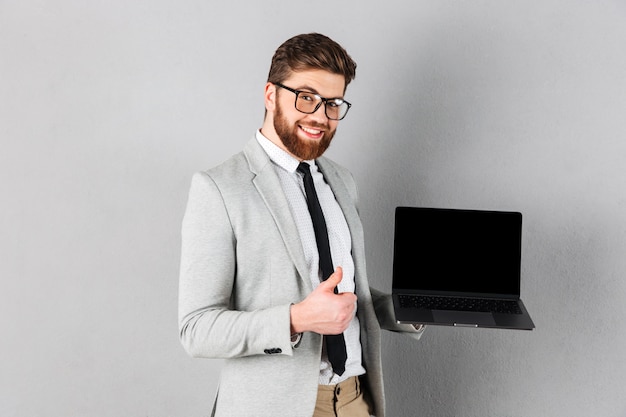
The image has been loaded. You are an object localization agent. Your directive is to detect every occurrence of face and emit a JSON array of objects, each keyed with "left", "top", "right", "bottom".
[{"left": 267, "top": 69, "right": 346, "bottom": 160}]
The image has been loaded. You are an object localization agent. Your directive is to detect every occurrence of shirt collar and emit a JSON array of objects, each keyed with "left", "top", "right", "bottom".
[{"left": 255, "top": 130, "right": 314, "bottom": 173}]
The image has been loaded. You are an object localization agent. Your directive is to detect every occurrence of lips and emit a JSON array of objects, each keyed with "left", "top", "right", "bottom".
[{"left": 299, "top": 125, "right": 325, "bottom": 139}]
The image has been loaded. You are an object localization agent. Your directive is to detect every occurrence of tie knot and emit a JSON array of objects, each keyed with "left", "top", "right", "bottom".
[{"left": 297, "top": 162, "right": 312, "bottom": 177}]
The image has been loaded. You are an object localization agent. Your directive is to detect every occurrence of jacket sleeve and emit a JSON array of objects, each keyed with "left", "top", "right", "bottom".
[{"left": 178, "top": 172, "right": 294, "bottom": 359}]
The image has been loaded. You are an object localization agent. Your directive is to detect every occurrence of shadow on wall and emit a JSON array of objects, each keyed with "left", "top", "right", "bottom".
[
  {"left": 357, "top": 18, "right": 511, "bottom": 416},
  {"left": 364, "top": 23, "right": 519, "bottom": 209},
  {"left": 360, "top": 10, "right": 626, "bottom": 417}
]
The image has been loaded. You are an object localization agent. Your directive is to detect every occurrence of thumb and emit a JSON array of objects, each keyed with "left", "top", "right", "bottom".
[{"left": 321, "top": 266, "right": 343, "bottom": 291}]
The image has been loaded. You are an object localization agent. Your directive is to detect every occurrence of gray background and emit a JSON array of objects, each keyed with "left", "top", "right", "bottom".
[{"left": 2, "top": 0, "right": 625, "bottom": 416}]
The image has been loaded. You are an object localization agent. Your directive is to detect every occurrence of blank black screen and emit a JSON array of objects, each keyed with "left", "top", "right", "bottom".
[{"left": 392, "top": 207, "right": 522, "bottom": 296}]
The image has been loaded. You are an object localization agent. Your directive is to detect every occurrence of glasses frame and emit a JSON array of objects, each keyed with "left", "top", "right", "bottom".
[{"left": 274, "top": 82, "right": 352, "bottom": 121}]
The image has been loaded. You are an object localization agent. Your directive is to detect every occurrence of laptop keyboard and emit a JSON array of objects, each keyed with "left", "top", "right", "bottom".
[{"left": 399, "top": 294, "right": 523, "bottom": 314}]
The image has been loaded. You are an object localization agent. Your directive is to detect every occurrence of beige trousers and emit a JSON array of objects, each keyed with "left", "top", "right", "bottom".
[{"left": 313, "top": 376, "right": 372, "bottom": 417}]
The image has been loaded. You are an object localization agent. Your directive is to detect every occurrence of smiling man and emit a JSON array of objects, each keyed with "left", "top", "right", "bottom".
[{"left": 178, "top": 33, "right": 424, "bottom": 417}]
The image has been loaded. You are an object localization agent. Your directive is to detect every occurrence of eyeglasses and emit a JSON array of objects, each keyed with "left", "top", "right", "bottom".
[{"left": 274, "top": 83, "right": 352, "bottom": 121}]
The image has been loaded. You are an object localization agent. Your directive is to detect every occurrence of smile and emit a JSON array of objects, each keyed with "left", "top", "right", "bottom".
[{"left": 299, "top": 125, "right": 324, "bottom": 138}]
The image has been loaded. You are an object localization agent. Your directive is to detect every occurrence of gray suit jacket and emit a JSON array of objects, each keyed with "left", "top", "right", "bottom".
[{"left": 179, "top": 137, "right": 420, "bottom": 417}]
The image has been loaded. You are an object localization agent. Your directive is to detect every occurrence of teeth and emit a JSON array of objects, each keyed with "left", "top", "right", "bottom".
[{"left": 301, "top": 126, "right": 321, "bottom": 135}]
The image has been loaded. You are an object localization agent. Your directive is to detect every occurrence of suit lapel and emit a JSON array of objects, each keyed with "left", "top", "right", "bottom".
[
  {"left": 243, "top": 137, "right": 365, "bottom": 293},
  {"left": 243, "top": 138, "right": 312, "bottom": 290},
  {"left": 316, "top": 158, "right": 364, "bottom": 251}
]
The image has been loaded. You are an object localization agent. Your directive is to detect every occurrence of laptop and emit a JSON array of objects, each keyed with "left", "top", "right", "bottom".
[{"left": 391, "top": 206, "right": 535, "bottom": 330}]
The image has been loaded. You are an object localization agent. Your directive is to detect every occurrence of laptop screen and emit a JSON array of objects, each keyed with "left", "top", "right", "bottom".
[{"left": 392, "top": 207, "right": 522, "bottom": 297}]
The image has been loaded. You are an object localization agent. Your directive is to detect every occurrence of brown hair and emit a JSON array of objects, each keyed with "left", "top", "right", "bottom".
[{"left": 267, "top": 33, "right": 357, "bottom": 90}]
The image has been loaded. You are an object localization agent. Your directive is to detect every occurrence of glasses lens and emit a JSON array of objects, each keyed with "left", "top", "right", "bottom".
[
  {"left": 295, "top": 92, "right": 322, "bottom": 113},
  {"left": 325, "top": 99, "right": 349, "bottom": 120}
]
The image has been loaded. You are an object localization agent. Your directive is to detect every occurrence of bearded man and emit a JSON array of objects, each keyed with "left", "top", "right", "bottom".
[{"left": 178, "top": 33, "right": 424, "bottom": 417}]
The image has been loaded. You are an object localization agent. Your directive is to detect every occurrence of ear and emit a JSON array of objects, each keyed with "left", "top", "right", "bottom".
[{"left": 264, "top": 82, "right": 277, "bottom": 112}]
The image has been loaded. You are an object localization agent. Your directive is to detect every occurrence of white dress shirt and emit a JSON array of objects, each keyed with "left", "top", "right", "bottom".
[{"left": 256, "top": 130, "right": 366, "bottom": 385}]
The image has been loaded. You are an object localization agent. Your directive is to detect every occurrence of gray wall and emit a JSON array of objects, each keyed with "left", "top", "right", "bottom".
[{"left": 2, "top": 1, "right": 625, "bottom": 416}]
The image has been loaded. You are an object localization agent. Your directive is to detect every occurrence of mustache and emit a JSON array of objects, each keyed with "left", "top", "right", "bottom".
[{"left": 300, "top": 122, "right": 329, "bottom": 130}]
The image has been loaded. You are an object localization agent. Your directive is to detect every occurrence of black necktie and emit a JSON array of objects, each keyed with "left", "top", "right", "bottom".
[{"left": 297, "top": 162, "right": 347, "bottom": 376}]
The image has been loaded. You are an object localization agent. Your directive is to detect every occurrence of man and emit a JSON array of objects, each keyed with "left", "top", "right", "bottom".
[{"left": 179, "top": 33, "right": 424, "bottom": 417}]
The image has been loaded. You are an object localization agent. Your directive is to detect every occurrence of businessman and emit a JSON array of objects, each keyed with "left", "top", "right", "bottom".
[{"left": 178, "top": 33, "right": 424, "bottom": 417}]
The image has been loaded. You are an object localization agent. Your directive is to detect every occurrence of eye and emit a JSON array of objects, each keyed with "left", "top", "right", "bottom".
[
  {"left": 327, "top": 99, "right": 344, "bottom": 108},
  {"left": 298, "top": 92, "right": 318, "bottom": 102}
]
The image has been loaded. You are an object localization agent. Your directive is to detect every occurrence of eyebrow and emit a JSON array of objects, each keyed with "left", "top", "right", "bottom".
[{"left": 295, "top": 85, "right": 344, "bottom": 100}]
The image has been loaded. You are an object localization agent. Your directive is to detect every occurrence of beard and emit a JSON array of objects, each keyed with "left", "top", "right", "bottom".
[{"left": 273, "top": 101, "right": 336, "bottom": 160}]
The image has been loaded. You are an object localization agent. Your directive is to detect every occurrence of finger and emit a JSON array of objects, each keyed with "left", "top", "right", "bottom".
[
  {"left": 338, "top": 292, "right": 358, "bottom": 304},
  {"left": 321, "top": 266, "right": 343, "bottom": 290}
]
